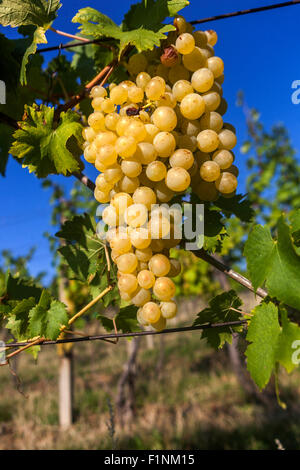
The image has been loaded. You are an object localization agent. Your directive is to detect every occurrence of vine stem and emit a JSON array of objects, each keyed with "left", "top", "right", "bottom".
[
  {"left": 5, "top": 337, "right": 45, "bottom": 361},
  {"left": 50, "top": 27, "right": 90, "bottom": 43}
]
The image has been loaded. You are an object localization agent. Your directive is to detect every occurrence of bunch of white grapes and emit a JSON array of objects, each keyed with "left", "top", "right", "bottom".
[{"left": 82, "top": 16, "right": 238, "bottom": 331}]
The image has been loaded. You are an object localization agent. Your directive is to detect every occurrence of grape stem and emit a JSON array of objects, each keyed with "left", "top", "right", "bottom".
[{"left": 49, "top": 27, "right": 91, "bottom": 43}]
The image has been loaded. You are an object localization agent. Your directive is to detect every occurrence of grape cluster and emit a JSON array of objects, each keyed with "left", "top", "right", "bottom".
[{"left": 82, "top": 16, "right": 238, "bottom": 330}]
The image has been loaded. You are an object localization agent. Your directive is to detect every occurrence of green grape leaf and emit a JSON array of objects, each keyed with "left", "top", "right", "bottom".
[
  {"left": 29, "top": 296, "right": 68, "bottom": 340},
  {"left": 20, "top": 26, "right": 47, "bottom": 85},
  {"left": 99, "top": 305, "right": 139, "bottom": 333},
  {"left": 203, "top": 206, "right": 226, "bottom": 253},
  {"left": 6, "top": 297, "right": 36, "bottom": 339},
  {"left": 0, "top": 0, "right": 61, "bottom": 28},
  {"left": 244, "top": 217, "right": 300, "bottom": 310},
  {"left": 246, "top": 301, "right": 281, "bottom": 390},
  {"left": 215, "top": 194, "right": 254, "bottom": 223},
  {"left": 6, "top": 274, "right": 42, "bottom": 302},
  {"left": 10, "top": 104, "right": 83, "bottom": 177},
  {"left": 193, "top": 290, "right": 243, "bottom": 349},
  {"left": 289, "top": 209, "right": 300, "bottom": 252},
  {"left": 56, "top": 213, "right": 97, "bottom": 248},
  {"left": 276, "top": 309, "right": 300, "bottom": 374}
]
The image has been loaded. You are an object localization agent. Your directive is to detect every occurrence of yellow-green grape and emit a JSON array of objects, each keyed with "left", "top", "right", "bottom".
[
  {"left": 227, "top": 164, "right": 239, "bottom": 177},
  {"left": 116, "top": 116, "right": 131, "bottom": 136},
  {"left": 88, "top": 111, "right": 105, "bottom": 131},
  {"left": 144, "top": 123, "right": 160, "bottom": 143},
  {"left": 131, "top": 287, "right": 151, "bottom": 307},
  {"left": 181, "top": 119, "right": 201, "bottom": 136},
  {"left": 174, "top": 15, "right": 187, "bottom": 34},
  {"left": 188, "top": 160, "right": 199, "bottom": 178},
  {"left": 207, "top": 56, "right": 224, "bottom": 78},
  {"left": 223, "top": 122, "right": 236, "bottom": 133},
  {"left": 83, "top": 143, "right": 97, "bottom": 163},
  {"left": 109, "top": 83, "right": 117, "bottom": 91},
  {"left": 82, "top": 126, "right": 97, "bottom": 142},
  {"left": 130, "top": 227, "right": 151, "bottom": 249},
  {"left": 121, "top": 159, "right": 142, "bottom": 178},
  {"left": 151, "top": 239, "right": 165, "bottom": 253},
  {"left": 193, "top": 179, "right": 219, "bottom": 201},
  {"left": 151, "top": 106, "right": 177, "bottom": 132},
  {"left": 94, "top": 131, "right": 117, "bottom": 147},
  {"left": 180, "top": 93, "right": 205, "bottom": 120},
  {"left": 149, "top": 254, "right": 170, "bottom": 277},
  {"left": 155, "top": 64, "right": 169, "bottom": 81},
  {"left": 110, "top": 85, "right": 128, "bottom": 105},
  {"left": 142, "top": 302, "right": 161, "bottom": 324},
  {"left": 151, "top": 315, "right": 166, "bottom": 332},
  {"left": 137, "top": 270, "right": 155, "bottom": 289},
  {"left": 169, "top": 148, "right": 194, "bottom": 170},
  {"left": 145, "top": 77, "right": 166, "bottom": 100},
  {"left": 216, "top": 97, "right": 228, "bottom": 116},
  {"left": 105, "top": 112, "right": 120, "bottom": 131},
  {"left": 111, "top": 249, "right": 121, "bottom": 263},
  {"left": 125, "top": 203, "right": 148, "bottom": 228},
  {"left": 110, "top": 232, "right": 132, "bottom": 254},
  {"left": 146, "top": 161, "right": 167, "bottom": 182},
  {"left": 218, "top": 129, "right": 237, "bottom": 150},
  {"left": 111, "top": 192, "right": 133, "bottom": 215},
  {"left": 138, "top": 261, "right": 149, "bottom": 271},
  {"left": 193, "top": 30, "right": 208, "bottom": 47},
  {"left": 134, "top": 142, "right": 157, "bottom": 164},
  {"left": 165, "top": 167, "right": 191, "bottom": 192},
  {"left": 215, "top": 172, "right": 238, "bottom": 194},
  {"left": 115, "top": 136, "right": 137, "bottom": 159},
  {"left": 212, "top": 149, "right": 234, "bottom": 169},
  {"left": 149, "top": 215, "right": 171, "bottom": 239},
  {"left": 175, "top": 33, "right": 195, "bottom": 54},
  {"left": 124, "top": 120, "right": 147, "bottom": 142},
  {"left": 118, "top": 274, "right": 138, "bottom": 294},
  {"left": 95, "top": 145, "right": 118, "bottom": 167},
  {"left": 137, "top": 307, "right": 149, "bottom": 326},
  {"left": 156, "top": 92, "right": 176, "bottom": 108},
  {"left": 128, "top": 53, "right": 148, "bottom": 75},
  {"left": 200, "top": 111, "right": 223, "bottom": 132},
  {"left": 104, "top": 164, "right": 123, "bottom": 185},
  {"left": 153, "top": 277, "right": 176, "bottom": 301},
  {"left": 197, "top": 129, "right": 219, "bottom": 153},
  {"left": 168, "top": 259, "right": 181, "bottom": 277},
  {"left": 95, "top": 173, "right": 113, "bottom": 192},
  {"left": 91, "top": 97, "right": 104, "bottom": 111},
  {"left": 136, "top": 71, "right": 151, "bottom": 89},
  {"left": 94, "top": 188, "right": 110, "bottom": 203},
  {"left": 139, "top": 110, "right": 150, "bottom": 123},
  {"left": 155, "top": 180, "right": 174, "bottom": 203},
  {"left": 191, "top": 68, "right": 214, "bottom": 93},
  {"left": 205, "top": 29, "right": 218, "bottom": 46},
  {"left": 102, "top": 205, "right": 118, "bottom": 227},
  {"left": 128, "top": 85, "right": 144, "bottom": 103},
  {"left": 168, "top": 64, "right": 190, "bottom": 85},
  {"left": 160, "top": 301, "right": 177, "bottom": 319},
  {"left": 153, "top": 131, "right": 176, "bottom": 158},
  {"left": 216, "top": 73, "right": 224, "bottom": 85},
  {"left": 132, "top": 186, "right": 156, "bottom": 210},
  {"left": 182, "top": 47, "right": 206, "bottom": 72},
  {"left": 210, "top": 81, "right": 223, "bottom": 96},
  {"left": 202, "top": 44, "right": 215, "bottom": 59},
  {"left": 203, "top": 91, "right": 221, "bottom": 112},
  {"left": 116, "top": 253, "right": 138, "bottom": 274},
  {"left": 119, "top": 175, "right": 140, "bottom": 194},
  {"left": 200, "top": 161, "right": 221, "bottom": 182},
  {"left": 120, "top": 80, "right": 135, "bottom": 90},
  {"left": 135, "top": 246, "right": 152, "bottom": 262},
  {"left": 177, "top": 134, "right": 197, "bottom": 152},
  {"left": 172, "top": 80, "right": 193, "bottom": 102},
  {"left": 101, "top": 98, "right": 115, "bottom": 114},
  {"left": 90, "top": 85, "right": 107, "bottom": 99}
]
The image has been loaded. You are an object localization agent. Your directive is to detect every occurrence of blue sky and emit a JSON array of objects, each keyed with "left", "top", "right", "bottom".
[{"left": 1, "top": 0, "right": 300, "bottom": 283}]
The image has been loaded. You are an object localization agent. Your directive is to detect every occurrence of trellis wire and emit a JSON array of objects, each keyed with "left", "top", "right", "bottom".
[{"left": 37, "top": 1, "right": 300, "bottom": 54}]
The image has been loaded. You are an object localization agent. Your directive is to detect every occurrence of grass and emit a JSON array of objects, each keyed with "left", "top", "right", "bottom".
[{"left": 0, "top": 296, "right": 300, "bottom": 450}]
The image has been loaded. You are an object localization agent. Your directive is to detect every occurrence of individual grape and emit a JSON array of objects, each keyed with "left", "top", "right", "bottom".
[
  {"left": 200, "top": 161, "right": 221, "bottom": 182},
  {"left": 144, "top": 124, "right": 160, "bottom": 143},
  {"left": 172, "top": 80, "right": 193, "bottom": 102},
  {"left": 153, "top": 131, "right": 176, "bottom": 157},
  {"left": 177, "top": 134, "right": 197, "bottom": 152},
  {"left": 135, "top": 246, "right": 152, "bottom": 262},
  {"left": 136, "top": 71, "right": 151, "bottom": 89},
  {"left": 169, "top": 149, "right": 194, "bottom": 170},
  {"left": 175, "top": 33, "right": 195, "bottom": 54},
  {"left": 125, "top": 203, "right": 148, "bottom": 228},
  {"left": 160, "top": 301, "right": 177, "bottom": 319},
  {"left": 188, "top": 159, "right": 199, "bottom": 178},
  {"left": 88, "top": 111, "right": 105, "bottom": 131},
  {"left": 212, "top": 149, "right": 234, "bottom": 169},
  {"left": 124, "top": 120, "right": 147, "bottom": 142},
  {"left": 94, "top": 188, "right": 110, "bottom": 203},
  {"left": 200, "top": 111, "right": 223, "bottom": 132},
  {"left": 94, "top": 131, "right": 117, "bottom": 147},
  {"left": 156, "top": 92, "right": 176, "bottom": 108},
  {"left": 151, "top": 106, "right": 177, "bottom": 132},
  {"left": 165, "top": 167, "right": 191, "bottom": 192},
  {"left": 153, "top": 277, "right": 176, "bottom": 301},
  {"left": 142, "top": 302, "right": 161, "bottom": 324},
  {"left": 193, "top": 30, "right": 208, "bottom": 47},
  {"left": 163, "top": 224, "right": 181, "bottom": 249},
  {"left": 132, "top": 186, "right": 156, "bottom": 210},
  {"left": 105, "top": 112, "right": 120, "bottom": 131},
  {"left": 191, "top": 68, "right": 214, "bottom": 93},
  {"left": 160, "top": 45, "right": 179, "bottom": 68},
  {"left": 120, "top": 80, "right": 135, "bottom": 90},
  {"left": 118, "top": 274, "right": 138, "bottom": 294},
  {"left": 128, "top": 85, "right": 144, "bottom": 103},
  {"left": 149, "top": 215, "right": 171, "bottom": 239},
  {"left": 111, "top": 192, "right": 133, "bottom": 215},
  {"left": 102, "top": 205, "right": 118, "bottom": 227},
  {"left": 181, "top": 119, "right": 201, "bottom": 137},
  {"left": 137, "top": 307, "right": 149, "bottom": 326},
  {"left": 116, "top": 253, "right": 138, "bottom": 274},
  {"left": 137, "top": 270, "right": 155, "bottom": 289},
  {"left": 90, "top": 85, "right": 107, "bottom": 99},
  {"left": 205, "top": 29, "right": 218, "bottom": 46},
  {"left": 218, "top": 129, "right": 237, "bottom": 150},
  {"left": 155, "top": 180, "right": 174, "bottom": 203},
  {"left": 121, "top": 159, "right": 142, "bottom": 177},
  {"left": 216, "top": 97, "right": 228, "bottom": 115},
  {"left": 155, "top": 64, "right": 169, "bottom": 81},
  {"left": 119, "top": 104, "right": 139, "bottom": 117},
  {"left": 197, "top": 129, "right": 219, "bottom": 153},
  {"left": 82, "top": 126, "right": 96, "bottom": 142},
  {"left": 145, "top": 77, "right": 166, "bottom": 100},
  {"left": 202, "top": 91, "right": 221, "bottom": 112},
  {"left": 151, "top": 315, "right": 166, "bottom": 332},
  {"left": 134, "top": 142, "right": 157, "bottom": 164},
  {"left": 210, "top": 81, "right": 223, "bottom": 96},
  {"left": 128, "top": 53, "right": 148, "bottom": 75},
  {"left": 223, "top": 122, "right": 236, "bottom": 133},
  {"left": 138, "top": 261, "right": 149, "bottom": 271},
  {"left": 138, "top": 170, "right": 156, "bottom": 189},
  {"left": 95, "top": 145, "right": 118, "bottom": 167},
  {"left": 91, "top": 97, "right": 104, "bottom": 111},
  {"left": 146, "top": 161, "right": 167, "bottom": 182},
  {"left": 202, "top": 44, "right": 215, "bottom": 59},
  {"left": 131, "top": 287, "right": 151, "bottom": 307},
  {"left": 116, "top": 116, "right": 131, "bottom": 136},
  {"left": 110, "top": 85, "right": 128, "bottom": 105},
  {"left": 83, "top": 143, "right": 97, "bottom": 163},
  {"left": 180, "top": 93, "right": 205, "bottom": 120},
  {"left": 130, "top": 227, "right": 151, "bottom": 249},
  {"left": 227, "top": 165, "right": 239, "bottom": 177},
  {"left": 115, "top": 136, "right": 137, "bottom": 159},
  {"left": 151, "top": 239, "right": 165, "bottom": 253},
  {"left": 215, "top": 172, "right": 238, "bottom": 194},
  {"left": 174, "top": 15, "right": 187, "bottom": 34},
  {"left": 168, "top": 64, "right": 190, "bottom": 85},
  {"left": 96, "top": 173, "right": 114, "bottom": 192},
  {"left": 168, "top": 259, "right": 181, "bottom": 277},
  {"left": 207, "top": 56, "right": 224, "bottom": 78},
  {"left": 101, "top": 98, "right": 115, "bottom": 114},
  {"left": 149, "top": 254, "right": 170, "bottom": 277},
  {"left": 182, "top": 47, "right": 206, "bottom": 72}
]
